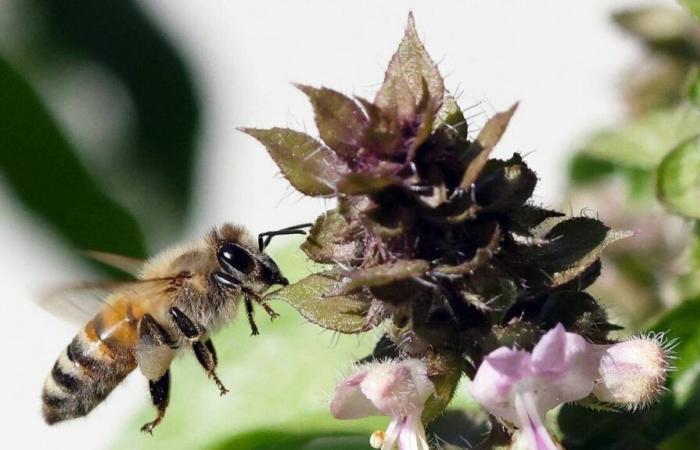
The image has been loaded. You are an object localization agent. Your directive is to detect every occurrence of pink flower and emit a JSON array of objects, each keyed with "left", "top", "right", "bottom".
[
  {"left": 330, "top": 359, "right": 435, "bottom": 450},
  {"left": 469, "top": 324, "right": 600, "bottom": 450}
]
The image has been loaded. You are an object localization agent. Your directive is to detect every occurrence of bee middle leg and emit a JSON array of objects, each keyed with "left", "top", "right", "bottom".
[{"left": 168, "top": 307, "right": 228, "bottom": 395}]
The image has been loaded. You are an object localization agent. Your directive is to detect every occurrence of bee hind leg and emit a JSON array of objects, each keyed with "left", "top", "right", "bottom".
[{"left": 141, "top": 370, "right": 170, "bottom": 435}]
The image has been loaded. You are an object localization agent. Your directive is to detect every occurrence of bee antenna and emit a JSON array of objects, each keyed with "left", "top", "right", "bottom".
[{"left": 258, "top": 223, "right": 313, "bottom": 251}]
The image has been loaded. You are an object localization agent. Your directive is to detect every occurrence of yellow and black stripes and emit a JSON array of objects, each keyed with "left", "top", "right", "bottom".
[{"left": 42, "top": 323, "right": 136, "bottom": 425}]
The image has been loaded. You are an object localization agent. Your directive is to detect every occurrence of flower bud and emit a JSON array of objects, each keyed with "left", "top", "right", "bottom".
[{"left": 592, "top": 334, "right": 673, "bottom": 408}]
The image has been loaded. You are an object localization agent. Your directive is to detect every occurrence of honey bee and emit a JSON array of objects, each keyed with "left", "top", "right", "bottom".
[{"left": 40, "top": 222, "right": 310, "bottom": 433}]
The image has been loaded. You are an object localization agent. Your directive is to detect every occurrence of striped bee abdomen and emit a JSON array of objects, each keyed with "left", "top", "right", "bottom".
[{"left": 42, "top": 305, "right": 139, "bottom": 425}]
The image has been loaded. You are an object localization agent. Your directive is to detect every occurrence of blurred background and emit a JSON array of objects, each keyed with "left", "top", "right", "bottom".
[{"left": 3, "top": 0, "right": 699, "bottom": 449}]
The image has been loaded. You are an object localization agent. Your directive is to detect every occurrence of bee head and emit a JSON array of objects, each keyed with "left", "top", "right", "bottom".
[{"left": 210, "top": 222, "right": 310, "bottom": 289}]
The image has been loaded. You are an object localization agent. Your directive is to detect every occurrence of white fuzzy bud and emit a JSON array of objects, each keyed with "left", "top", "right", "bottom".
[{"left": 592, "top": 334, "right": 674, "bottom": 409}]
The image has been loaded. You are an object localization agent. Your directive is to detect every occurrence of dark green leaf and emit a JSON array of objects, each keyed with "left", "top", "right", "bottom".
[
  {"left": 657, "top": 135, "right": 700, "bottom": 219},
  {"left": 264, "top": 271, "right": 374, "bottom": 334},
  {"left": 295, "top": 84, "right": 367, "bottom": 158},
  {"left": 301, "top": 210, "right": 358, "bottom": 264},
  {"left": 242, "top": 128, "right": 346, "bottom": 197},
  {"left": 502, "top": 217, "right": 632, "bottom": 289},
  {"left": 434, "top": 93, "right": 468, "bottom": 138},
  {"left": 460, "top": 104, "right": 518, "bottom": 190},
  {"left": 336, "top": 172, "right": 402, "bottom": 195},
  {"left": 568, "top": 153, "right": 617, "bottom": 185},
  {"left": 342, "top": 260, "right": 430, "bottom": 292},
  {"left": 473, "top": 153, "right": 537, "bottom": 213},
  {"left": 422, "top": 354, "right": 464, "bottom": 424},
  {"left": 35, "top": 0, "right": 200, "bottom": 225},
  {"left": 0, "top": 53, "right": 146, "bottom": 259}
]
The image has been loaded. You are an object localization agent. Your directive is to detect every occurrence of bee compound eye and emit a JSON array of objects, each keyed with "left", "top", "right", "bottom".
[{"left": 217, "top": 243, "right": 255, "bottom": 274}]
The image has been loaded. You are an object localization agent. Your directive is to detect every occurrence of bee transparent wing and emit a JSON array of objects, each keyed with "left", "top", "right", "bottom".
[
  {"left": 36, "top": 278, "right": 174, "bottom": 326},
  {"left": 83, "top": 250, "right": 145, "bottom": 276}
]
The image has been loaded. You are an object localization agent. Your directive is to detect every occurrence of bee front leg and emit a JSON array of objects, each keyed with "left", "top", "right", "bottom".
[
  {"left": 243, "top": 296, "right": 260, "bottom": 336},
  {"left": 168, "top": 307, "right": 228, "bottom": 396},
  {"left": 141, "top": 370, "right": 170, "bottom": 434}
]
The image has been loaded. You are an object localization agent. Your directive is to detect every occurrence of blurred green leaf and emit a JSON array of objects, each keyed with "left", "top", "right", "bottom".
[
  {"left": 207, "top": 429, "right": 369, "bottom": 450},
  {"left": 657, "top": 135, "right": 700, "bottom": 219},
  {"left": 679, "top": 0, "right": 700, "bottom": 23},
  {"left": 660, "top": 420, "right": 700, "bottom": 450},
  {"left": 34, "top": 0, "right": 200, "bottom": 223},
  {"left": 580, "top": 106, "right": 700, "bottom": 170},
  {"left": 652, "top": 296, "right": 700, "bottom": 408},
  {"left": 688, "top": 68, "right": 700, "bottom": 108},
  {"left": 0, "top": 52, "right": 146, "bottom": 258},
  {"left": 568, "top": 153, "right": 617, "bottom": 185}
]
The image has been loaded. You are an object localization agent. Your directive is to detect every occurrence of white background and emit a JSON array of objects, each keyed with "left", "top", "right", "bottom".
[{"left": 0, "top": 0, "right": 677, "bottom": 448}]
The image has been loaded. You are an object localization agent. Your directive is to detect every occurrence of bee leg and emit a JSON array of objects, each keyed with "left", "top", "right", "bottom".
[
  {"left": 244, "top": 296, "right": 260, "bottom": 336},
  {"left": 241, "top": 288, "right": 279, "bottom": 323},
  {"left": 140, "top": 370, "right": 170, "bottom": 435},
  {"left": 169, "top": 306, "right": 203, "bottom": 340},
  {"left": 193, "top": 339, "right": 229, "bottom": 396},
  {"left": 257, "top": 299, "right": 280, "bottom": 321},
  {"left": 168, "top": 307, "right": 228, "bottom": 395}
]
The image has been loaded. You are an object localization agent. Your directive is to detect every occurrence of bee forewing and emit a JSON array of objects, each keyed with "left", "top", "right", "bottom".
[
  {"left": 83, "top": 251, "right": 145, "bottom": 276},
  {"left": 36, "top": 279, "right": 173, "bottom": 326}
]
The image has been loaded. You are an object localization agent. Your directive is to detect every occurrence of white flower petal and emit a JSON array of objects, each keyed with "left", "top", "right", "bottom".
[{"left": 331, "top": 370, "right": 382, "bottom": 419}]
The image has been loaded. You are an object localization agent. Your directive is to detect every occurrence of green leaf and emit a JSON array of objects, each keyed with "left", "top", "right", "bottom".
[
  {"left": 422, "top": 355, "right": 464, "bottom": 424},
  {"left": 680, "top": 0, "right": 700, "bottom": 23},
  {"left": 336, "top": 172, "right": 402, "bottom": 195},
  {"left": 242, "top": 128, "right": 346, "bottom": 197},
  {"left": 0, "top": 52, "right": 146, "bottom": 259},
  {"left": 652, "top": 296, "right": 700, "bottom": 408},
  {"left": 435, "top": 93, "right": 468, "bottom": 138},
  {"left": 657, "top": 135, "right": 700, "bottom": 219},
  {"left": 688, "top": 68, "right": 700, "bottom": 108},
  {"left": 342, "top": 260, "right": 430, "bottom": 292},
  {"left": 580, "top": 106, "right": 700, "bottom": 170},
  {"left": 301, "top": 210, "right": 358, "bottom": 264},
  {"left": 375, "top": 13, "right": 444, "bottom": 119},
  {"left": 473, "top": 152, "right": 537, "bottom": 213},
  {"left": 295, "top": 85, "right": 367, "bottom": 158},
  {"left": 660, "top": 420, "right": 700, "bottom": 450},
  {"left": 568, "top": 153, "right": 617, "bottom": 185},
  {"left": 264, "top": 271, "right": 374, "bottom": 334},
  {"left": 207, "top": 429, "right": 370, "bottom": 450},
  {"left": 460, "top": 104, "right": 518, "bottom": 190}
]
